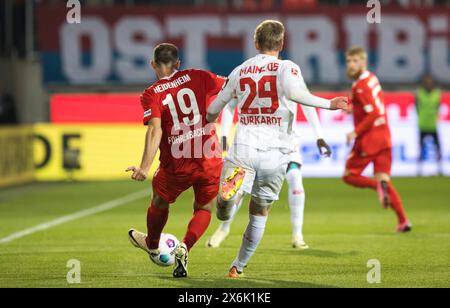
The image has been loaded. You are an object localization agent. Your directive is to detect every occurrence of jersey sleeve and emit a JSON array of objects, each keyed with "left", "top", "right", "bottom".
[
  {"left": 202, "top": 70, "right": 228, "bottom": 97},
  {"left": 353, "top": 84, "right": 381, "bottom": 136},
  {"left": 280, "top": 61, "right": 331, "bottom": 109},
  {"left": 221, "top": 102, "right": 235, "bottom": 138},
  {"left": 281, "top": 61, "right": 307, "bottom": 91},
  {"left": 140, "top": 90, "right": 161, "bottom": 125},
  {"left": 301, "top": 105, "right": 324, "bottom": 140}
]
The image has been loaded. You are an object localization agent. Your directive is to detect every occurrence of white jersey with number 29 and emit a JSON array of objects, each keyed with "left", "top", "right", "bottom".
[{"left": 212, "top": 54, "right": 331, "bottom": 151}]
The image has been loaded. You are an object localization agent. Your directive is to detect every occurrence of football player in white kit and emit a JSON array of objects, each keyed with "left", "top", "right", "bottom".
[
  {"left": 207, "top": 102, "right": 332, "bottom": 250},
  {"left": 206, "top": 20, "right": 348, "bottom": 278}
]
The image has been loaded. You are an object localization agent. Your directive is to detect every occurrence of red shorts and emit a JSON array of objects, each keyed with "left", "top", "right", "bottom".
[
  {"left": 346, "top": 148, "right": 392, "bottom": 176},
  {"left": 152, "top": 163, "right": 222, "bottom": 205}
]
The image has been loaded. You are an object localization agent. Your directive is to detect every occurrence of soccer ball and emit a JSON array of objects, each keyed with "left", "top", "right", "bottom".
[{"left": 152, "top": 233, "right": 179, "bottom": 267}]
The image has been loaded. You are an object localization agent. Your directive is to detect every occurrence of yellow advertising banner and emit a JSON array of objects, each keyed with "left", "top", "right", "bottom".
[
  {"left": 33, "top": 124, "right": 160, "bottom": 181},
  {"left": 0, "top": 126, "right": 34, "bottom": 188}
]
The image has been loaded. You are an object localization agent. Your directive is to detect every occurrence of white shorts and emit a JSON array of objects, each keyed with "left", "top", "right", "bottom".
[{"left": 223, "top": 144, "right": 293, "bottom": 202}]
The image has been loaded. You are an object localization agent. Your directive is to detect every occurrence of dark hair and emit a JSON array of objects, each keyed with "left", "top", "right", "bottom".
[{"left": 153, "top": 43, "right": 179, "bottom": 67}]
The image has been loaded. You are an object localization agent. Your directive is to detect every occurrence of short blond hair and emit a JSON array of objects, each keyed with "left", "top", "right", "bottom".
[
  {"left": 254, "top": 20, "right": 285, "bottom": 52},
  {"left": 346, "top": 47, "right": 368, "bottom": 60}
]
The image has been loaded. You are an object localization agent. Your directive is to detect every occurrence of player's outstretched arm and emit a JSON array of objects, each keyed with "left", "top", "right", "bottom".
[
  {"left": 330, "top": 97, "right": 349, "bottom": 111},
  {"left": 287, "top": 86, "right": 348, "bottom": 111},
  {"left": 282, "top": 62, "right": 348, "bottom": 111},
  {"left": 302, "top": 105, "right": 324, "bottom": 140},
  {"left": 126, "top": 118, "right": 162, "bottom": 181},
  {"left": 317, "top": 139, "right": 332, "bottom": 157}
]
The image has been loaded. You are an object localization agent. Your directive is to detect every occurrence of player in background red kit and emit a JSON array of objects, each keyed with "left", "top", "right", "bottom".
[
  {"left": 344, "top": 47, "right": 412, "bottom": 233},
  {"left": 126, "top": 43, "right": 226, "bottom": 278}
]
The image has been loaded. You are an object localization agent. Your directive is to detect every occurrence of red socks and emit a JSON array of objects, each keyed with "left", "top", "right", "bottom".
[
  {"left": 146, "top": 205, "right": 211, "bottom": 251},
  {"left": 183, "top": 209, "right": 212, "bottom": 251},
  {"left": 343, "top": 175, "right": 378, "bottom": 189},
  {"left": 146, "top": 204, "right": 169, "bottom": 250},
  {"left": 387, "top": 183, "right": 408, "bottom": 225}
]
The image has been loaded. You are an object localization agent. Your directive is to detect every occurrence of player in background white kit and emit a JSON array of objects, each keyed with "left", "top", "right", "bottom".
[
  {"left": 207, "top": 102, "right": 332, "bottom": 250},
  {"left": 206, "top": 20, "right": 348, "bottom": 278}
]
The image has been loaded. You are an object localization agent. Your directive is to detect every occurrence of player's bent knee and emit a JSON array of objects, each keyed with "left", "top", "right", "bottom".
[
  {"left": 152, "top": 194, "right": 170, "bottom": 209},
  {"left": 342, "top": 170, "right": 356, "bottom": 184},
  {"left": 250, "top": 197, "right": 273, "bottom": 216},
  {"left": 251, "top": 197, "right": 274, "bottom": 207}
]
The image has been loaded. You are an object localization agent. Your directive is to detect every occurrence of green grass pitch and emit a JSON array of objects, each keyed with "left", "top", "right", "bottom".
[{"left": 0, "top": 178, "right": 449, "bottom": 288}]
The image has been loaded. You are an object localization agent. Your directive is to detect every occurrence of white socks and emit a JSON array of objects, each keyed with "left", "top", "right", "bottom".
[
  {"left": 233, "top": 214, "right": 268, "bottom": 272},
  {"left": 286, "top": 167, "right": 305, "bottom": 240},
  {"left": 220, "top": 197, "right": 244, "bottom": 233}
]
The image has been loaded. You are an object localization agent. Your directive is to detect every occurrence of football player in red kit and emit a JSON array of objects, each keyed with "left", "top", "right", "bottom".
[
  {"left": 126, "top": 43, "right": 226, "bottom": 278},
  {"left": 344, "top": 47, "right": 412, "bottom": 233}
]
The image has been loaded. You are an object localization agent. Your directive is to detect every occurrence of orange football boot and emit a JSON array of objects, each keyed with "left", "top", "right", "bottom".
[{"left": 228, "top": 266, "right": 243, "bottom": 279}]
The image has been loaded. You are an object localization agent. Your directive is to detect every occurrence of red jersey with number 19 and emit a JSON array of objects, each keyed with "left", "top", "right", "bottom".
[{"left": 141, "top": 69, "right": 226, "bottom": 175}]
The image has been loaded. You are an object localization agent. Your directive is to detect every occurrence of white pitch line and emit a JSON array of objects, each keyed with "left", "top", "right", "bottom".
[{"left": 0, "top": 189, "right": 149, "bottom": 245}]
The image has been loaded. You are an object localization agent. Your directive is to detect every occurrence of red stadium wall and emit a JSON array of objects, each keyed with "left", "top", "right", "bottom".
[{"left": 50, "top": 92, "right": 450, "bottom": 124}]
